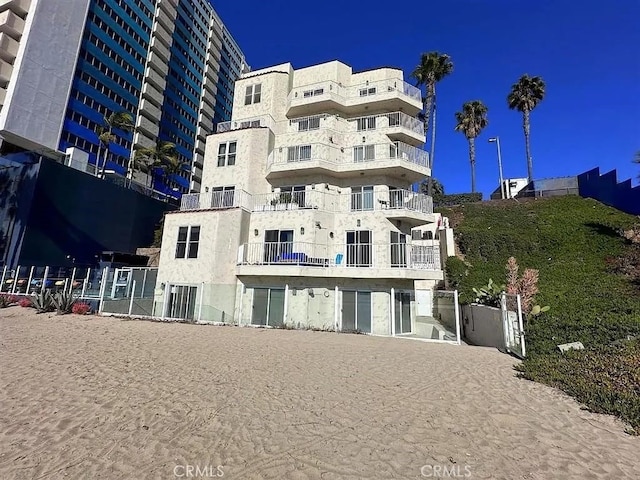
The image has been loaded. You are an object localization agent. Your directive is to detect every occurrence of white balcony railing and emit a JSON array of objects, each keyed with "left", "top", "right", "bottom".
[
  {"left": 216, "top": 115, "right": 276, "bottom": 133},
  {"left": 180, "top": 188, "right": 433, "bottom": 215},
  {"left": 268, "top": 142, "right": 429, "bottom": 169},
  {"left": 350, "top": 188, "right": 433, "bottom": 215},
  {"left": 349, "top": 112, "right": 424, "bottom": 136},
  {"left": 180, "top": 189, "right": 251, "bottom": 211},
  {"left": 287, "top": 79, "right": 421, "bottom": 105},
  {"left": 238, "top": 242, "right": 441, "bottom": 271}
]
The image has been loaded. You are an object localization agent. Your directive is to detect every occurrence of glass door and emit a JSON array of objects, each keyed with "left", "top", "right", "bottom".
[
  {"left": 342, "top": 290, "right": 372, "bottom": 333},
  {"left": 390, "top": 232, "right": 407, "bottom": 267},
  {"left": 394, "top": 291, "right": 412, "bottom": 334},
  {"left": 346, "top": 231, "right": 372, "bottom": 267}
]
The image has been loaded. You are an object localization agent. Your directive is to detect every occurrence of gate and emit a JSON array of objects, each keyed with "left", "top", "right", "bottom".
[{"left": 500, "top": 293, "right": 526, "bottom": 358}]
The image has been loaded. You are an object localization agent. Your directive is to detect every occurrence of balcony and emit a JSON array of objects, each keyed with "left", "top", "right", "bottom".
[
  {"left": 0, "top": 31, "right": 18, "bottom": 63},
  {"left": 350, "top": 187, "right": 434, "bottom": 226},
  {"left": 180, "top": 189, "right": 251, "bottom": 211},
  {"left": 266, "top": 141, "right": 430, "bottom": 182},
  {"left": 349, "top": 112, "right": 425, "bottom": 146},
  {"left": 150, "top": 36, "right": 170, "bottom": 63},
  {"left": 216, "top": 115, "right": 276, "bottom": 133},
  {"left": 0, "top": 0, "right": 30, "bottom": 17},
  {"left": 237, "top": 242, "right": 442, "bottom": 280},
  {"left": 287, "top": 78, "right": 423, "bottom": 117},
  {"left": 0, "top": 9, "right": 24, "bottom": 39},
  {"left": 0, "top": 56, "right": 12, "bottom": 85},
  {"left": 144, "top": 66, "right": 166, "bottom": 92}
]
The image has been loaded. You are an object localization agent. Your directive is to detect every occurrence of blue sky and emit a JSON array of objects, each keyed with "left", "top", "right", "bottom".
[{"left": 212, "top": 0, "right": 640, "bottom": 196}]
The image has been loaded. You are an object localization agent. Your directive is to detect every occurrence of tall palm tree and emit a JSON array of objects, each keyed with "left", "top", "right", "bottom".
[
  {"left": 96, "top": 111, "right": 134, "bottom": 177},
  {"left": 507, "top": 75, "right": 546, "bottom": 183},
  {"left": 133, "top": 140, "right": 178, "bottom": 188},
  {"left": 159, "top": 155, "right": 189, "bottom": 188},
  {"left": 455, "top": 101, "right": 489, "bottom": 193},
  {"left": 411, "top": 52, "right": 453, "bottom": 196}
]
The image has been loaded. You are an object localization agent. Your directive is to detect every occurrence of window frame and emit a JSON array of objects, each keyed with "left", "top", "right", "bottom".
[
  {"left": 244, "top": 84, "right": 262, "bottom": 105},
  {"left": 217, "top": 141, "right": 237, "bottom": 166},
  {"left": 175, "top": 226, "right": 200, "bottom": 259}
]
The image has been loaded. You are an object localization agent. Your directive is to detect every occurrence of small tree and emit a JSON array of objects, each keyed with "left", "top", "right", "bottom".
[
  {"left": 506, "top": 256, "right": 548, "bottom": 317},
  {"left": 96, "top": 112, "right": 134, "bottom": 177}
]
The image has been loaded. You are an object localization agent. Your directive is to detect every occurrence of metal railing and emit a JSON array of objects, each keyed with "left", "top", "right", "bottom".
[
  {"left": 268, "top": 142, "right": 429, "bottom": 169},
  {"left": 350, "top": 188, "right": 433, "bottom": 214},
  {"left": 180, "top": 189, "right": 252, "bottom": 211},
  {"left": 349, "top": 112, "right": 424, "bottom": 136},
  {"left": 238, "top": 242, "right": 441, "bottom": 270},
  {"left": 216, "top": 115, "right": 276, "bottom": 133},
  {"left": 288, "top": 78, "right": 421, "bottom": 104},
  {"left": 251, "top": 190, "right": 332, "bottom": 212}
]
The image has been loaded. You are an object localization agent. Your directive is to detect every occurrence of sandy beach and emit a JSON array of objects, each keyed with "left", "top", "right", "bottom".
[{"left": 0, "top": 308, "right": 638, "bottom": 479}]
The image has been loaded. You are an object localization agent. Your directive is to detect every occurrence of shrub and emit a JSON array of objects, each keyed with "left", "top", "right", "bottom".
[
  {"left": 18, "top": 297, "right": 32, "bottom": 308},
  {"left": 435, "top": 192, "right": 482, "bottom": 207},
  {"left": 31, "top": 291, "right": 55, "bottom": 314},
  {"left": 53, "top": 291, "right": 77, "bottom": 315},
  {"left": 472, "top": 278, "right": 504, "bottom": 308},
  {"left": 72, "top": 302, "right": 91, "bottom": 315},
  {"left": 445, "top": 256, "right": 468, "bottom": 289},
  {"left": 0, "top": 294, "right": 10, "bottom": 308}
]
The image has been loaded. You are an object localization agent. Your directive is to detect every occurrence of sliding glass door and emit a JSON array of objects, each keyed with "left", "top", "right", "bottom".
[
  {"left": 342, "top": 290, "right": 372, "bottom": 333},
  {"left": 252, "top": 288, "right": 285, "bottom": 327}
]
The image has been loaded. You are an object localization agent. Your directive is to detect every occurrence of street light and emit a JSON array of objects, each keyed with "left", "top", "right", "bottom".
[{"left": 488, "top": 137, "right": 505, "bottom": 199}]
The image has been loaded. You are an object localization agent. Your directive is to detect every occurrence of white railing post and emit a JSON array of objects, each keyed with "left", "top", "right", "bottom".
[
  {"left": 98, "top": 267, "right": 108, "bottom": 314},
  {"left": 42, "top": 266, "right": 49, "bottom": 293},
  {"left": 283, "top": 284, "right": 289, "bottom": 326},
  {"left": 390, "top": 287, "right": 396, "bottom": 336},
  {"left": 128, "top": 280, "right": 136, "bottom": 316},
  {"left": 517, "top": 293, "right": 526, "bottom": 357},
  {"left": 334, "top": 286, "right": 339, "bottom": 331},
  {"left": 197, "top": 282, "right": 204, "bottom": 322},
  {"left": 454, "top": 290, "right": 461, "bottom": 345},
  {"left": 81, "top": 268, "right": 89, "bottom": 298},
  {"left": 69, "top": 267, "right": 76, "bottom": 294},
  {"left": 26, "top": 266, "right": 34, "bottom": 295},
  {"left": 11, "top": 266, "right": 19, "bottom": 294},
  {"left": 0, "top": 266, "right": 6, "bottom": 293}
]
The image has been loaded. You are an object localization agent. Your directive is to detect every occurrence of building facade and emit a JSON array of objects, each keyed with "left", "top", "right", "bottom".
[
  {"left": 0, "top": 0, "right": 247, "bottom": 194},
  {"left": 155, "top": 60, "right": 456, "bottom": 339}
]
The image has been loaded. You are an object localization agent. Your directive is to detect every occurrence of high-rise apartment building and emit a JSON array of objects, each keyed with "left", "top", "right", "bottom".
[
  {"left": 0, "top": 0, "right": 247, "bottom": 193},
  {"left": 154, "top": 60, "right": 457, "bottom": 339}
]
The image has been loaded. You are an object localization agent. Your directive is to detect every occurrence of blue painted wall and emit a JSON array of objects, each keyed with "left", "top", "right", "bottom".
[{"left": 578, "top": 168, "right": 640, "bottom": 215}]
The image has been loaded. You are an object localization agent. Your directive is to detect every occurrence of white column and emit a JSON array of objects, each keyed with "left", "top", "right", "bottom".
[
  {"left": 283, "top": 284, "right": 289, "bottom": 326},
  {"left": 42, "top": 266, "right": 49, "bottom": 293},
  {"left": 454, "top": 290, "right": 461, "bottom": 345},
  {"left": 197, "top": 282, "right": 204, "bottom": 322},
  {"left": 334, "top": 285, "right": 339, "bottom": 331},
  {"left": 128, "top": 281, "right": 137, "bottom": 316},
  {"left": 69, "top": 267, "right": 77, "bottom": 294},
  {"left": 26, "top": 267, "right": 34, "bottom": 295},
  {"left": 11, "top": 266, "right": 19, "bottom": 294},
  {"left": 390, "top": 287, "right": 396, "bottom": 336},
  {"left": 97, "top": 267, "right": 108, "bottom": 314},
  {"left": 0, "top": 266, "right": 6, "bottom": 293}
]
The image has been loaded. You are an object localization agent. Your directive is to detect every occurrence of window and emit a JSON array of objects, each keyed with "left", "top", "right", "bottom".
[
  {"left": 296, "top": 116, "right": 321, "bottom": 131},
  {"left": 264, "top": 230, "right": 294, "bottom": 264},
  {"left": 212, "top": 186, "right": 235, "bottom": 208},
  {"left": 287, "top": 145, "right": 312, "bottom": 162},
  {"left": 280, "top": 185, "right": 306, "bottom": 207},
  {"left": 346, "top": 230, "right": 372, "bottom": 267},
  {"left": 351, "top": 186, "right": 374, "bottom": 211},
  {"left": 166, "top": 285, "right": 198, "bottom": 320},
  {"left": 251, "top": 288, "right": 285, "bottom": 327},
  {"left": 356, "top": 116, "right": 376, "bottom": 131},
  {"left": 342, "top": 291, "right": 372, "bottom": 333},
  {"left": 387, "top": 113, "right": 400, "bottom": 127},
  {"left": 244, "top": 84, "right": 261, "bottom": 105},
  {"left": 175, "top": 226, "right": 200, "bottom": 259},
  {"left": 217, "top": 141, "right": 236, "bottom": 166},
  {"left": 390, "top": 231, "right": 407, "bottom": 267},
  {"left": 353, "top": 145, "right": 375, "bottom": 162},
  {"left": 302, "top": 88, "right": 324, "bottom": 98},
  {"left": 359, "top": 87, "right": 376, "bottom": 97}
]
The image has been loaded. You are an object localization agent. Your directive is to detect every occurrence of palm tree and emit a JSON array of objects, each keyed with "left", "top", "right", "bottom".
[
  {"left": 159, "top": 155, "right": 189, "bottom": 188},
  {"left": 96, "top": 111, "right": 134, "bottom": 177},
  {"left": 507, "top": 75, "right": 546, "bottom": 183},
  {"left": 455, "top": 101, "right": 489, "bottom": 193},
  {"left": 411, "top": 52, "right": 453, "bottom": 196},
  {"left": 133, "top": 141, "right": 179, "bottom": 188}
]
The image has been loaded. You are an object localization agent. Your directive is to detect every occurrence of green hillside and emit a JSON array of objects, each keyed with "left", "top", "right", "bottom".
[{"left": 439, "top": 196, "right": 640, "bottom": 433}]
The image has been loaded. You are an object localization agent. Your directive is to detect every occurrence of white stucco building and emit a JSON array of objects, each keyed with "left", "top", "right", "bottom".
[{"left": 154, "top": 60, "right": 456, "bottom": 338}]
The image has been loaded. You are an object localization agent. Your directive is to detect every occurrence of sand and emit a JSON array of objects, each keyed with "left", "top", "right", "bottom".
[{"left": 0, "top": 308, "right": 638, "bottom": 480}]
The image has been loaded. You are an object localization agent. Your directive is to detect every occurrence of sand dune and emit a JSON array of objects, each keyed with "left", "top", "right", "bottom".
[{"left": 0, "top": 308, "right": 638, "bottom": 479}]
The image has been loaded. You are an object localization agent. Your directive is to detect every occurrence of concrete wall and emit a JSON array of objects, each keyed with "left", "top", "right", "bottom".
[
  {"left": 0, "top": 0, "right": 90, "bottom": 152},
  {"left": 461, "top": 304, "right": 505, "bottom": 349}
]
